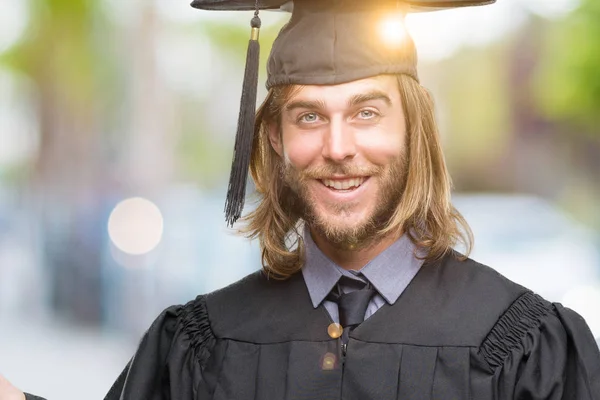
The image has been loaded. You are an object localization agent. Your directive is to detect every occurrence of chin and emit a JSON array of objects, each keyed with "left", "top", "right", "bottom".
[{"left": 312, "top": 207, "right": 374, "bottom": 238}]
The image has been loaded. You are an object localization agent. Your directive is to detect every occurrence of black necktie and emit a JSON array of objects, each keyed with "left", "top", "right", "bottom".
[{"left": 327, "top": 276, "right": 376, "bottom": 336}]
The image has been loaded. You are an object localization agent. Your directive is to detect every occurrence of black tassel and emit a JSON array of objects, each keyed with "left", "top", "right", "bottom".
[{"left": 224, "top": 12, "right": 261, "bottom": 227}]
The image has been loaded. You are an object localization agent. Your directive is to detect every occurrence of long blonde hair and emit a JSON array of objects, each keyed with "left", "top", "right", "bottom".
[{"left": 241, "top": 74, "right": 472, "bottom": 279}]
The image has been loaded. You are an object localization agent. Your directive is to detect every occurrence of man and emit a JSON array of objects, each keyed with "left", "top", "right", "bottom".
[{"left": 6, "top": 0, "right": 600, "bottom": 399}]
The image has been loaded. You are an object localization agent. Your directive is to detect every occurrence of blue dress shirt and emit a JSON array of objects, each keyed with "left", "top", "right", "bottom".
[{"left": 301, "top": 226, "right": 425, "bottom": 323}]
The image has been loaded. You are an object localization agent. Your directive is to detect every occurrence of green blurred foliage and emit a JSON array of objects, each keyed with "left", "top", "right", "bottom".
[
  {"left": 427, "top": 44, "right": 512, "bottom": 169},
  {"left": 1, "top": 0, "right": 109, "bottom": 109},
  {"left": 533, "top": 0, "right": 600, "bottom": 136}
]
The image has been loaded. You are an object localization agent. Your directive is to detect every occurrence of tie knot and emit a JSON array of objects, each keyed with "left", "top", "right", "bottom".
[{"left": 327, "top": 276, "right": 376, "bottom": 329}]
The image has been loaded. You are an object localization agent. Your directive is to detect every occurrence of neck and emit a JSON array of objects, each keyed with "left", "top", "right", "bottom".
[{"left": 309, "top": 228, "right": 401, "bottom": 271}]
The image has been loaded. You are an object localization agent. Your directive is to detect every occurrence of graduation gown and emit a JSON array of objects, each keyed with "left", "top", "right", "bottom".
[
  {"left": 18, "top": 259, "right": 595, "bottom": 400},
  {"left": 98, "top": 252, "right": 600, "bottom": 400}
]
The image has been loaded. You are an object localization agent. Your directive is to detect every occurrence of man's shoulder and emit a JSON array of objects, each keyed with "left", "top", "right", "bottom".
[
  {"left": 434, "top": 251, "right": 531, "bottom": 303},
  {"left": 432, "top": 251, "right": 540, "bottom": 320},
  {"left": 444, "top": 252, "right": 554, "bottom": 337},
  {"left": 203, "top": 269, "right": 300, "bottom": 305},
  {"left": 197, "top": 270, "right": 326, "bottom": 342},
  {"left": 364, "top": 251, "right": 550, "bottom": 346}
]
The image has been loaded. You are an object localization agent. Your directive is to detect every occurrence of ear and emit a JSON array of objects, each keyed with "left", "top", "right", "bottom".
[{"left": 268, "top": 122, "right": 284, "bottom": 157}]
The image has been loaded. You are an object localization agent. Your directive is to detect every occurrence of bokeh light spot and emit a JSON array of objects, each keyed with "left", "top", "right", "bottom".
[
  {"left": 379, "top": 13, "right": 408, "bottom": 47},
  {"left": 322, "top": 352, "right": 337, "bottom": 370},
  {"left": 108, "top": 197, "right": 164, "bottom": 255}
]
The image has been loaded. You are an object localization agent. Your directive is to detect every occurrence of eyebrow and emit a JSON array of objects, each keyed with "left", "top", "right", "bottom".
[
  {"left": 285, "top": 99, "right": 327, "bottom": 113},
  {"left": 284, "top": 89, "right": 392, "bottom": 113},
  {"left": 347, "top": 90, "right": 393, "bottom": 108}
]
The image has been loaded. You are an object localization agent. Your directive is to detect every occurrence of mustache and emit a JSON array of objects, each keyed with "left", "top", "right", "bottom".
[{"left": 294, "top": 164, "right": 383, "bottom": 181}]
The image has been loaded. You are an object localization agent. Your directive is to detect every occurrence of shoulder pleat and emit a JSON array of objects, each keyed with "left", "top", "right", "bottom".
[
  {"left": 479, "top": 291, "right": 552, "bottom": 370},
  {"left": 179, "top": 295, "right": 217, "bottom": 366}
]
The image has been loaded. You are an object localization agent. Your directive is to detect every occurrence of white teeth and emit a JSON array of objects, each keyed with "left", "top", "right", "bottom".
[{"left": 322, "top": 177, "right": 366, "bottom": 190}]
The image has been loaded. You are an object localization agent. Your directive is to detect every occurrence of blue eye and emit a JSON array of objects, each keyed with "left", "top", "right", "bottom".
[
  {"left": 299, "top": 113, "right": 319, "bottom": 123},
  {"left": 359, "top": 110, "right": 375, "bottom": 119}
]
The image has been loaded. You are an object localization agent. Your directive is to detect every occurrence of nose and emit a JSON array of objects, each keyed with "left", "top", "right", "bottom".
[{"left": 322, "top": 119, "right": 357, "bottom": 163}]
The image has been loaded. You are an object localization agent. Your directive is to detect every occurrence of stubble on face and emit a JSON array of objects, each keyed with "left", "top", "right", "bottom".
[{"left": 281, "top": 153, "right": 408, "bottom": 251}]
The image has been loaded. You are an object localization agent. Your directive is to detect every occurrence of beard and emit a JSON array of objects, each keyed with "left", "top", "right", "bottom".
[{"left": 281, "top": 153, "right": 408, "bottom": 250}]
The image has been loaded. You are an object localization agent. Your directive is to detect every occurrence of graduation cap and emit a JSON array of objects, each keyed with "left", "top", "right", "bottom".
[{"left": 190, "top": 0, "right": 496, "bottom": 227}]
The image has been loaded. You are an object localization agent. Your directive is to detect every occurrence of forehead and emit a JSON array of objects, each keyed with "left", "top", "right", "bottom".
[{"left": 284, "top": 75, "right": 400, "bottom": 106}]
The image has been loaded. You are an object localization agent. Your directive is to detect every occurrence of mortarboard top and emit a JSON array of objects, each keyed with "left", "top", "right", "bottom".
[
  {"left": 190, "top": 0, "right": 496, "bottom": 226},
  {"left": 191, "top": 0, "right": 495, "bottom": 12}
]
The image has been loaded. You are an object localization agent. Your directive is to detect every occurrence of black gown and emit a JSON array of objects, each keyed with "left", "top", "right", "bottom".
[{"left": 27, "top": 253, "right": 600, "bottom": 399}]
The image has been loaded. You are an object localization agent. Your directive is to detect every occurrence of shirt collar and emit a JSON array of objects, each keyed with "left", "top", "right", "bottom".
[
  {"left": 301, "top": 226, "right": 425, "bottom": 308},
  {"left": 358, "top": 234, "right": 424, "bottom": 304},
  {"left": 301, "top": 228, "right": 342, "bottom": 309}
]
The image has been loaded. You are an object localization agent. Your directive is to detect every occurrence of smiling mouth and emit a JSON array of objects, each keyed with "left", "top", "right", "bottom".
[{"left": 320, "top": 177, "right": 368, "bottom": 191}]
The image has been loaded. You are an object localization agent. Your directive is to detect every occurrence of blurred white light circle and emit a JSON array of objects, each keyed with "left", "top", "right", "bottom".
[
  {"left": 379, "top": 14, "right": 408, "bottom": 48},
  {"left": 562, "top": 284, "right": 600, "bottom": 340},
  {"left": 108, "top": 197, "right": 164, "bottom": 255},
  {"left": 0, "top": 0, "right": 28, "bottom": 54}
]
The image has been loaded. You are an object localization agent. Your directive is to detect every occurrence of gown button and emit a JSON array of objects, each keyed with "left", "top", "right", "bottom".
[{"left": 327, "top": 323, "right": 343, "bottom": 339}]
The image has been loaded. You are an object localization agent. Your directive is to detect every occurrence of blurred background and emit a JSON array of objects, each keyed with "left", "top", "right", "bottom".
[{"left": 0, "top": 0, "right": 599, "bottom": 398}]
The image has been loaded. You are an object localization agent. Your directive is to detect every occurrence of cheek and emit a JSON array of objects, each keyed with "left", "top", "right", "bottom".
[
  {"left": 356, "top": 112, "right": 407, "bottom": 164},
  {"left": 357, "top": 131, "right": 405, "bottom": 165},
  {"left": 282, "top": 132, "right": 323, "bottom": 169}
]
